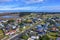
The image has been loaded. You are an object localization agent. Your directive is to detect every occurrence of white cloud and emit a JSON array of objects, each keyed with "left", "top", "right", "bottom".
[
  {"left": 39, "top": 6, "right": 60, "bottom": 10},
  {"left": 22, "top": 0, "right": 44, "bottom": 4},
  {"left": 0, "top": 6, "right": 36, "bottom": 10},
  {"left": 0, "top": 6, "right": 60, "bottom": 11}
]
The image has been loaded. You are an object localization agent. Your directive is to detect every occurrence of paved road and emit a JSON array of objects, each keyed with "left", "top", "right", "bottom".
[{"left": 7, "top": 22, "right": 40, "bottom": 40}]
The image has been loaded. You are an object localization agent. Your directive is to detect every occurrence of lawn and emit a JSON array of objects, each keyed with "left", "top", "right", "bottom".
[{"left": 0, "top": 30, "right": 5, "bottom": 39}]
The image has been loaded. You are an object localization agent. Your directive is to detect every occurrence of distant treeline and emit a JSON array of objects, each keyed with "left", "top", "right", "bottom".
[
  {"left": 0, "top": 12, "right": 60, "bottom": 16},
  {"left": 10, "top": 12, "right": 60, "bottom": 17},
  {"left": 19, "top": 12, "right": 31, "bottom": 17},
  {"left": 19, "top": 12, "right": 60, "bottom": 16}
]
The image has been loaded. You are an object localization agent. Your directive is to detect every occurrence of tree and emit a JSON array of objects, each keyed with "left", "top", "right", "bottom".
[
  {"left": 7, "top": 19, "right": 15, "bottom": 23},
  {"left": 39, "top": 35, "right": 50, "bottom": 40},
  {"left": 21, "top": 35, "right": 29, "bottom": 40},
  {"left": 18, "top": 23, "right": 23, "bottom": 26}
]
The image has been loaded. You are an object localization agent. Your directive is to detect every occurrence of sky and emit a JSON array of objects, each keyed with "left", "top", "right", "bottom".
[{"left": 0, "top": 0, "right": 60, "bottom": 12}]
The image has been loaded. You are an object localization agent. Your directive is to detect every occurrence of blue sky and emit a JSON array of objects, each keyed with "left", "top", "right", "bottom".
[{"left": 0, "top": 0, "right": 60, "bottom": 12}]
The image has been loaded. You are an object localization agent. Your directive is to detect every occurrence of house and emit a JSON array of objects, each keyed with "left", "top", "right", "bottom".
[
  {"left": 0, "top": 22, "right": 4, "bottom": 29},
  {"left": 36, "top": 25, "right": 45, "bottom": 35},
  {"left": 11, "top": 25, "right": 17, "bottom": 30},
  {"left": 31, "top": 36, "right": 39, "bottom": 40},
  {"left": 16, "top": 18, "right": 22, "bottom": 23},
  {"left": 5, "top": 30, "right": 16, "bottom": 35},
  {"left": 28, "top": 38, "right": 34, "bottom": 40},
  {"left": 56, "top": 37, "right": 60, "bottom": 40}
]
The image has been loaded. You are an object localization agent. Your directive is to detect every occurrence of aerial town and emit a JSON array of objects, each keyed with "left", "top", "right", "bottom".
[{"left": 0, "top": 12, "right": 60, "bottom": 40}]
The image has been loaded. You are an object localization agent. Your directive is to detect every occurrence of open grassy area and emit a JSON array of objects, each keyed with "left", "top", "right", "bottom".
[{"left": 0, "top": 30, "right": 5, "bottom": 39}]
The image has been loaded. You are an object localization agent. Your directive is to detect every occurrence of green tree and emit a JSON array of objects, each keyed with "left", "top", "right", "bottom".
[
  {"left": 18, "top": 23, "right": 23, "bottom": 26},
  {"left": 7, "top": 20, "right": 15, "bottom": 23},
  {"left": 21, "top": 35, "right": 29, "bottom": 40},
  {"left": 39, "top": 35, "right": 50, "bottom": 40}
]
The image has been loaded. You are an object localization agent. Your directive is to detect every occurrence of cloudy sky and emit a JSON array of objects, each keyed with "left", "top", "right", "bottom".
[{"left": 0, "top": 0, "right": 60, "bottom": 12}]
